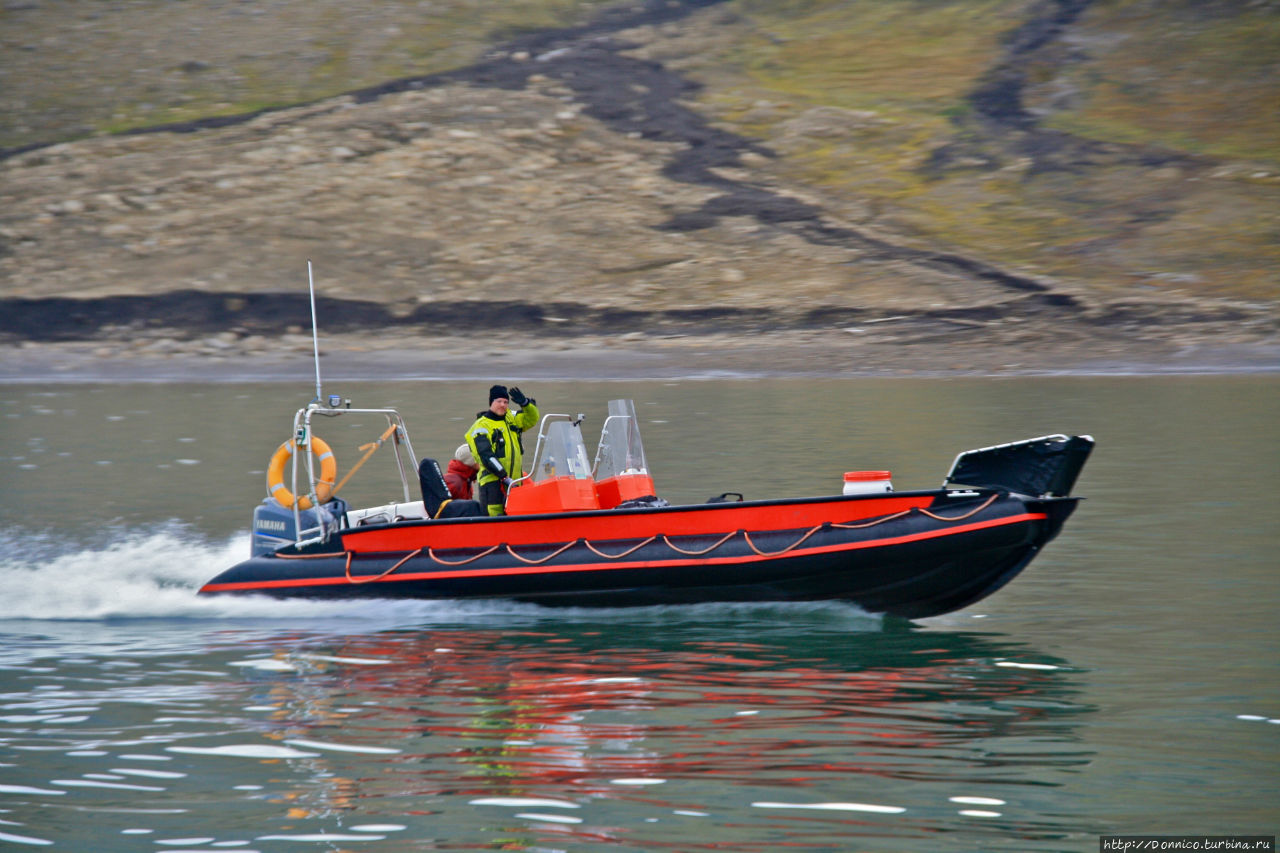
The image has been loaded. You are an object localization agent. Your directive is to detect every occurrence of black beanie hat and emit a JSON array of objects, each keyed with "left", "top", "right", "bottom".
[{"left": 489, "top": 384, "right": 509, "bottom": 403}]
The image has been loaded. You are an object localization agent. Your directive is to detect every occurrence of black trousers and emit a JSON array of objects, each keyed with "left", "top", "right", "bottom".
[{"left": 478, "top": 481, "right": 506, "bottom": 516}]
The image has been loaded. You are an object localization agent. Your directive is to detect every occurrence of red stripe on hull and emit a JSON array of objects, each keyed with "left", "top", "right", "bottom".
[{"left": 338, "top": 494, "right": 934, "bottom": 553}]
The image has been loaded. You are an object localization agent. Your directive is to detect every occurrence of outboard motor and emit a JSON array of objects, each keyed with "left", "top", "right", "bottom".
[{"left": 250, "top": 497, "right": 347, "bottom": 556}]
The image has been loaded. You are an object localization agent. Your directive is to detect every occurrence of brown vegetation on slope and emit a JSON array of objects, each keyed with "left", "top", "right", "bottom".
[{"left": 0, "top": 0, "right": 1275, "bottom": 373}]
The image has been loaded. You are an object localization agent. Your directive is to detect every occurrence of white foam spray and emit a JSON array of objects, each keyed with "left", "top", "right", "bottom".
[
  {"left": 0, "top": 526, "right": 882, "bottom": 633},
  {"left": 0, "top": 526, "right": 459, "bottom": 626}
]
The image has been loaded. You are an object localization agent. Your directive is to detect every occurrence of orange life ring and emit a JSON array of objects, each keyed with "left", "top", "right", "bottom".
[{"left": 266, "top": 436, "right": 337, "bottom": 510}]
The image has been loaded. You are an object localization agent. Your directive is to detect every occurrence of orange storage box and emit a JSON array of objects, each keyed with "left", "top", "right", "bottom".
[
  {"left": 506, "top": 474, "right": 600, "bottom": 515},
  {"left": 596, "top": 473, "right": 657, "bottom": 509}
]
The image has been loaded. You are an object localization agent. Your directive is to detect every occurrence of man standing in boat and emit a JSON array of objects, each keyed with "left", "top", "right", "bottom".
[{"left": 465, "top": 385, "right": 539, "bottom": 516}]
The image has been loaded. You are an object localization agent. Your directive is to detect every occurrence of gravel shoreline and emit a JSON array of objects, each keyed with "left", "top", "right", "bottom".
[{"left": 3, "top": 330, "right": 1276, "bottom": 384}]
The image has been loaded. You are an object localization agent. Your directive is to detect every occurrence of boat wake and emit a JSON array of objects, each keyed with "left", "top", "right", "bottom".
[
  {"left": 0, "top": 525, "right": 883, "bottom": 629},
  {"left": 0, "top": 525, "right": 355, "bottom": 622}
]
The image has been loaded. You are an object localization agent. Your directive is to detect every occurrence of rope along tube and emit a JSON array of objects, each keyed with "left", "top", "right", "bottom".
[
  {"left": 744, "top": 494, "right": 995, "bottom": 558},
  {"left": 831, "top": 493, "right": 999, "bottom": 529},
  {"left": 277, "top": 494, "right": 1004, "bottom": 583}
]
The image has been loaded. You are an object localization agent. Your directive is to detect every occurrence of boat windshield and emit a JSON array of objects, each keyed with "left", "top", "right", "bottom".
[
  {"left": 594, "top": 399, "right": 648, "bottom": 479},
  {"left": 530, "top": 419, "right": 594, "bottom": 483}
]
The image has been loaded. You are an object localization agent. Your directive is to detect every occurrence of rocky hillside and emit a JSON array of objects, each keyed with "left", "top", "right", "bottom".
[{"left": 1, "top": 0, "right": 1276, "bottom": 354}]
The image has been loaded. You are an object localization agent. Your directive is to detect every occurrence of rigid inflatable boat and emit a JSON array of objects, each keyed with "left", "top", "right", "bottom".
[{"left": 198, "top": 396, "right": 1092, "bottom": 619}]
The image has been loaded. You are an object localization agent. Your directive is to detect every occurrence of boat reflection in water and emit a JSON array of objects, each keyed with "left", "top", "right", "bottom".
[{"left": 232, "top": 614, "right": 1096, "bottom": 848}]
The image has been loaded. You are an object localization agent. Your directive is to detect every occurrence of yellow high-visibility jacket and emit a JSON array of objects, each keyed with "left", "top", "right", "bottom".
[{"left": 465, "top": 403, "right": 539, "bottom": 487}]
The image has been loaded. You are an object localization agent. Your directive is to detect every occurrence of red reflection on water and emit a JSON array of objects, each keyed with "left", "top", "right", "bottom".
[{"left": 251, "top": 626, "right": 1080, "bottom": 813}]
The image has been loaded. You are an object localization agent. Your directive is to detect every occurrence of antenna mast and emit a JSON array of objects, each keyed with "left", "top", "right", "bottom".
[{"left": 307, "top": 260, "right": 323, "bottom": 403}]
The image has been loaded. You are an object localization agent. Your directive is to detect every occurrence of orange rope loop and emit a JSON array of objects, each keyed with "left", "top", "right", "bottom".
[
  {"left": 661, "top": 530, "right": 738, "bottom": 556},
  {"left": 741, "top": 525, "right": 825, "bottom": 558},
  {"left": 831, "top": 510, "right": 913, "bottom": 530},
  {"left": 915, "top": 492, "right": 999, "bottom": 520},
  {"left": 427, "top": 544, "right": 502, "bottom": 566},
  {"left": 583, "top": 536, "right": 658, "bottom": 559},
  {"left": 346, "top": 547, "right": 423, "bottom": 584},
  {"left": 506, "top": 539, "right": 580, "bottom": 565}
]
